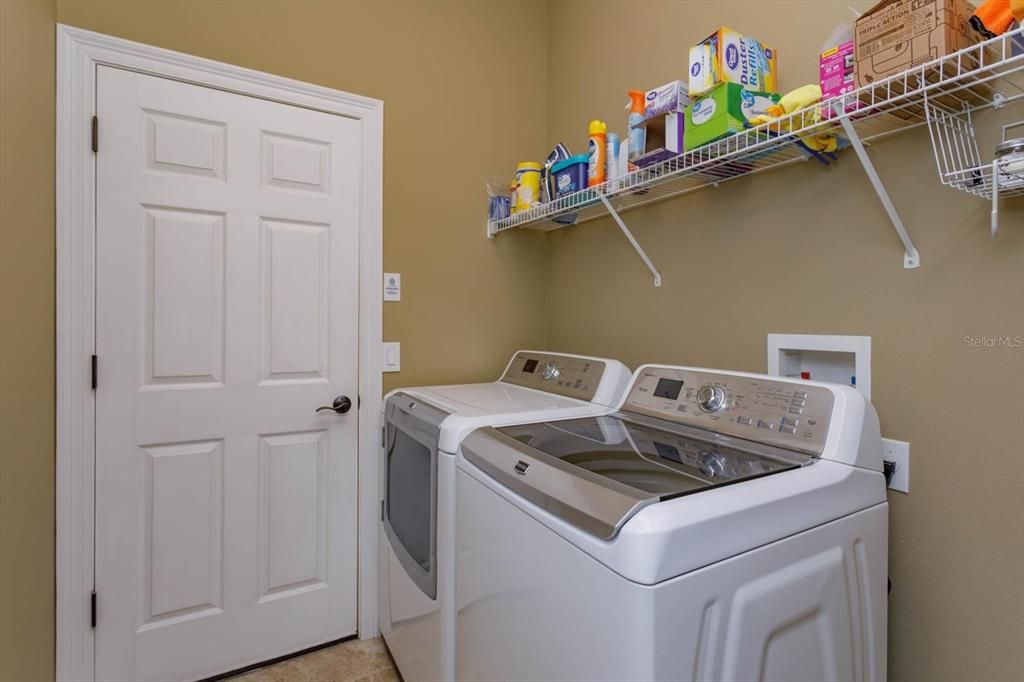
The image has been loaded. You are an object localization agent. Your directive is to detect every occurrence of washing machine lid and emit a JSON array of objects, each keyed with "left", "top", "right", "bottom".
[
  {"left": 405, "top": 383, "right": 614, "bottom": 453},
  {"left": 462, "top": 413, "right": 812, "bottom": 540},
  {"left": 420, "top": 382, "right": 582, "bottom": 416}
]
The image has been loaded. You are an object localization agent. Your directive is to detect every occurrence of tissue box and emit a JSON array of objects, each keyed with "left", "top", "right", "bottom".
[
  {"left": 634, "top": 111, "right": 685, "bottom": 168},
  {"left": 820, "top": 41, "right": 858, "bottom": 117},
  {"left": 633, "top": 80, "right": 690, "bottom": 168},
  {"left": 640, "top": 80, "right": 688, "bottom": 122},
  {"left": 688, "top": 27, "right": 778, "bottom": 97},
  {"left": 684, "top": 83, "right": 780, "bottom": 151}
]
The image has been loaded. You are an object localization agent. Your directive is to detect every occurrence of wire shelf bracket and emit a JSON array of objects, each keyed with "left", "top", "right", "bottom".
[
  {"left": 596, "top": 190, "right": 663, "bottom": 287},
  {"left": 834, "top": 101, "right": 921, "bottom": 269}
]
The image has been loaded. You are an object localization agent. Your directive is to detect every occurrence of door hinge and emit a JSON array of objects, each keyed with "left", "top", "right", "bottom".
[
  {"left": 381, "top": 426, "right": 385, "bottom": 448},
  {"left": 91, "top": 116, "right": 98, "bottom": 153},
  {"left": 90, "top": 354, "right": 97, "bottom": 390},
  {"left": 358, "top": 395, "right": 361, "bottom": 409},
  {"left": 381, "top": 499, "right": 385, "bottom": 521},
  {"left": 90, "top": 591, "right": 97, "bottom": 628}
]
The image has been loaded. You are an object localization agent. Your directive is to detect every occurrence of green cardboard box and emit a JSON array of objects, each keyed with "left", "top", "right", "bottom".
[{"left": 684, "top": 83, "right": 780, "bottom": 151}]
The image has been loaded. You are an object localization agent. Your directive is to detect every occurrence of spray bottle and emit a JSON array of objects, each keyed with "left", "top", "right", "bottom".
[
  {"left": 587, "top": 120, "right": 607, "bottom": 187},
  {"left": 626, "top": 90, "right": 647, "bottom": 161},
  {"left": 606, "top": 132, "right": 621, "bottom": 182}
]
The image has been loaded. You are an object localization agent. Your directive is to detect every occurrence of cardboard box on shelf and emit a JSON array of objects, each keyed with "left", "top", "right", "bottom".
[
  {"left": 684, "top": 83, "right": 781, "bottom": 151},
  {"left": 634, "top": 110, "right": 685, "bottom": 168},
  {"left": 639, "top": 80, "right": 688, "bottom": 123},
  {"left": 688, "top": 27, "right": 778, "bottom": 97},
  {"left": 854, "top": 0, "right": 978, "bottom": 88},
  {"left": 820, "top": 41, "right": 859, "bottom": 118},
  {"left": 632, "top": 80, "right": 690, "bottom": 168}
]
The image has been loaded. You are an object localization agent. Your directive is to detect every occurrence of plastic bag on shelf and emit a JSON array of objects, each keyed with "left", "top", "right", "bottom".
[
  {"left": 820, "top": 22, "right": 854, "bottom": 55},
  {"left": 486, "top": 177, "right": 511, "bottom": 222}
]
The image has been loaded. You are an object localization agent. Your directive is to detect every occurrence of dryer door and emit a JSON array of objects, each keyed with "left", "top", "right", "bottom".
[{"left": 383, "top": 394, "right": 449, "bottom": 599}]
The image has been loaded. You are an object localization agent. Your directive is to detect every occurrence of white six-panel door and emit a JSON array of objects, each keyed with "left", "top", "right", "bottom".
[{"left": 94, "top": 65, "right": 361, "bottom": 681}]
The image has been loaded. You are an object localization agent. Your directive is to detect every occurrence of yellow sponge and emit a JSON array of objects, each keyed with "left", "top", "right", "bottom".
[{"left": 747, "top": 84, "right": 838, "bottom": 153}]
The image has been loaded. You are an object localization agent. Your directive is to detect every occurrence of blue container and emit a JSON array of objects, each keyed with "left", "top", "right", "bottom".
[{"left": 551, "top": 154, "right": 590, "bottom": 198}]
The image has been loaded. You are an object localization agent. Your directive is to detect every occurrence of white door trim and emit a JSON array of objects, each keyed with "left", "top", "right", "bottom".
[{"left": 56, "top": 24, "right": 383, "bottom": 681}]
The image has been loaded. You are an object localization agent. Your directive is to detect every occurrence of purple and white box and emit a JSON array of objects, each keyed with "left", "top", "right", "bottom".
[
  {"left": 634, "top": 80, "right": 689, "bottom": 168},
  {"left": 820, "top": 41, "right": 859, "bottom": 118}
]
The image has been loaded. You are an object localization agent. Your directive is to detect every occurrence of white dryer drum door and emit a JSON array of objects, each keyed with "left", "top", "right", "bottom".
[{"left": 383, "top": 394, "right": 449, "bottom": 599}]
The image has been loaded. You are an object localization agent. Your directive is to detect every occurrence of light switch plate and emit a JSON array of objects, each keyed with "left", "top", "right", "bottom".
[
  {"left": 882, "top": 438, "right": 910, "bottom": 493},
  {"left": 384, "top": 273, "right": 401, "bottom": 301},
  {"left": 383, "top": 342, "right": 400, "bottom": 373}
]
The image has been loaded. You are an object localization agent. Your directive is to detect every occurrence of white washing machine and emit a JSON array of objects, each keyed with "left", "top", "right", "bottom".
[
  {"left": 378, "top": 351, "right": 631, "bottom": 682},
  {"left": 457, "top": 364, "right": 888, "bottom": 682}
]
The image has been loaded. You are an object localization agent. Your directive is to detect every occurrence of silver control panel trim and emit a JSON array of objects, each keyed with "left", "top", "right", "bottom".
[
  {"left": 623, "top": 367, "right": 835, "bottom": 456},
  {"left": 500, "top": 351, "right": 607, "bottom": 402},
  {"left": 616, "top": 411, "right": 813, "bottom": 468},
  {"left": 461, "top": 428, "right": 654, "bottom": 540}
]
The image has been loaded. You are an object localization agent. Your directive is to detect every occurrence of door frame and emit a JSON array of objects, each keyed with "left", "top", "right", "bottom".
[{"left": 56, "top": 24, "right": 384, "bottom": 681}]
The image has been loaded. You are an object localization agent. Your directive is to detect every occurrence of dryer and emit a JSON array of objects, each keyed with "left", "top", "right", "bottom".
[
  {"left": 378, "top": 351, "right": 631, "bottom": 682},
  {"left": 457, "top": 364, "right": 888, "bottom": 682}
]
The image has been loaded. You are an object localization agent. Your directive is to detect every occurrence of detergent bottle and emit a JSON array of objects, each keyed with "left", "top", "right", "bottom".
[
  {"left": 626, "top": 90, "right": 647, "bottom": 161},
  {"left": 587, "top": 120, "right": 607, "bottom": 187}
]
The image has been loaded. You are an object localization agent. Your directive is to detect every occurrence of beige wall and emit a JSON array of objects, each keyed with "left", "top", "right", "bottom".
[
  {"left": 545, "top": 2, "right": 1024, "bottom": 681},
  {"left": 52, "top": 0, "right": 551, "bottom": 393},
  {"left": 0, "top": 1, "right": 549, "bottom": 678},
  {"left": 0, "top": 1, "right": 57, "bottom": 680}
]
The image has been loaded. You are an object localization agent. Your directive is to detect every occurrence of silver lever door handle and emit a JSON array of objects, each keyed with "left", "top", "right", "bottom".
[{"left": 316, "top": 395, "right": 352, "bottom": 414}]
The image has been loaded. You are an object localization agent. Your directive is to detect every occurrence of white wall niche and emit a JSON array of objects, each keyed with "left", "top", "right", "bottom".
[{"left": 767, "top": 334, "right": 871, "bottom": 400}]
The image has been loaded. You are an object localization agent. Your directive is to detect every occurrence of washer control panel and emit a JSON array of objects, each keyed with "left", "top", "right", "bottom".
[
  {"left": 624, "top": 366, "right": 835, "bottom": 455},
  {"left": 501, "top": 352, "right": 607, "bottom": 402}
]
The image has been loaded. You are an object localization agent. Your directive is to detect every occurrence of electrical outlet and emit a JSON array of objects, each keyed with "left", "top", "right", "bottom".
[{"left": 882, "top": 438, "right": 910, "bottom": 494}]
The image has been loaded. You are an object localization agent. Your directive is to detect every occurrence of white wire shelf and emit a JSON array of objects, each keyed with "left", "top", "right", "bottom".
[
  {"left": 926, "top": 97, "right": 1024, "bottom": 235},
  {"left": 488, "top": 28, "right": 1024, "bottom": 247},
  {"left": 929, "top": 144, "right": 1024, "bottom": 200}
]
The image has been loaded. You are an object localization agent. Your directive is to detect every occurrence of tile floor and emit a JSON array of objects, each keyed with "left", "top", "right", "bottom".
[{"left": 229, "top": 638, "right": 399, "bottom": 682}]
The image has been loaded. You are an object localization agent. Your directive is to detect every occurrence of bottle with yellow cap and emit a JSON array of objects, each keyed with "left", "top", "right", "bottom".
[{"left": 587, "top": 120, "right": 607, "bottom": 187}]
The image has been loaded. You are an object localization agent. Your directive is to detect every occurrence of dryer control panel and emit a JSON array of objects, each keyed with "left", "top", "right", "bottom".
[
  {"left": 501, "top": 352, "right": 607, "bottom": 402},
  {"left": 624, "top": 366, "right": 835, "bottom": 455}
]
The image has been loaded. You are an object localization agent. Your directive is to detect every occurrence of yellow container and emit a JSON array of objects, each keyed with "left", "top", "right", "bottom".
[{"left": 514, "top": 162, "right": 543, "bottom": 213}]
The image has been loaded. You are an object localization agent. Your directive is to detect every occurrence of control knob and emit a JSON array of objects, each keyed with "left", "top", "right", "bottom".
[
  {"left": 698, "top": 450, "right": 726, "bottom": 478},
  {"left": 541, "top": 363, "right": 561, "bottom": 381},
  {"left": 696, "top": 384, "right": 726, "bottom": 413}
]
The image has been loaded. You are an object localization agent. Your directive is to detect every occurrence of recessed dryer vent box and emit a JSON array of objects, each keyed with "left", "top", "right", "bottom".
[{"left": 767, "top": 334, "right": 871, "bottom": 400}]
